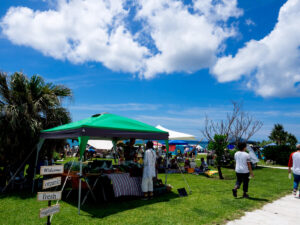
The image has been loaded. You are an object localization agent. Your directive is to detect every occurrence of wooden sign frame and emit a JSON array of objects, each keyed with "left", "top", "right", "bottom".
[
  {"left": 37, "top": 191, "right": 62, "bottom": 201},
  {"left": 39, "top": 204, "right": 60, "bottom": 218},
  {"left": 40, "top": 165, "right": 64, "bottom": 175},
  {"left": 42, "top": 177, "right": 62, "bottom": 190}
]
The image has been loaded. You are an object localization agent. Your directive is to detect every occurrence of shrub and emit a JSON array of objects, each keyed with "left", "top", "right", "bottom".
[{"left": 263, "top": 145, "right": 295, "bottom": 165}]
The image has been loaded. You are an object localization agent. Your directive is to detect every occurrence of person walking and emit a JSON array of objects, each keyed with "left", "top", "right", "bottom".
[
  {"left": 288, "top": 144, "right": 300, "bottom": 196},
  {"left": 232, "top": 142, "right": 254, "bottom": 198},
  {"left": 142, "top": 141, "right": 156, "bottom": 200}
]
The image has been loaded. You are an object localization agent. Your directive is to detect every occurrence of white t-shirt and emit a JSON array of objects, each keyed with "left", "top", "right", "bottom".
[
  {"left": 292, "top": 152, "right": 300, "bottom": 175},
  {"left": 234, "top": 151, "right": 251, "bottom": 173}
]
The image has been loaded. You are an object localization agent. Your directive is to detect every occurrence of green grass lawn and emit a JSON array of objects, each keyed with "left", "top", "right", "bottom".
[{"left": 0, "top": 167, "right": 292, "bottom": 225}]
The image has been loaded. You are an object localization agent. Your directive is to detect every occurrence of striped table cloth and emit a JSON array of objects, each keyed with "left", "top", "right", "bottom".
[{"left": 105, "top": 173, "right": 143, "bottom": 198}]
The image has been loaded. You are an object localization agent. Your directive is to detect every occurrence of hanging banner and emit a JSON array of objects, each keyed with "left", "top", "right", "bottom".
[
  {"left": 37, "top": 191, "right": 62, "bottom": 201},
  {"left": 40, "top": 165, "right": 64, "bottom": 175},
  {"left": 39, "top": 204, "right": 60, "bottom": 218},
  {"left": 42, "top": 177, "right": 62, "bottom": 190}
]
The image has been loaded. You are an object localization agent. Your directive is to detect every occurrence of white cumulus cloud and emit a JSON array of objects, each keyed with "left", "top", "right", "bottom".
[
  {"left": 212, "top": 0, "right": 300, "bottom": 97},
  {"left": 1, "top": 0, "right": 149, "bottom": 73},
  {"left": 136, "top": 0, "right": 242, "bottom": 78},
  {"left": 1, "top": 0, "right": 242, "bottom": 78}
]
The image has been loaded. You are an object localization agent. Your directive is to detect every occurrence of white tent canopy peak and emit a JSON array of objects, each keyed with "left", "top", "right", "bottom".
[{"left": 156, "top": 125, "right": 196, "bottom": 140}]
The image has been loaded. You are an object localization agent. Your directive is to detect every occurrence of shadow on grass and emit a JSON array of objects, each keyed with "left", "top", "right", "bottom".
[
  {"left": 64, "top": 191, "right": 179, "bottom": 219},
  {"left": 253, "top": 166, "right": 267, "bottom": 170},
  {"left": 0, "top": 190, "right": 36, "bottom": 199}
]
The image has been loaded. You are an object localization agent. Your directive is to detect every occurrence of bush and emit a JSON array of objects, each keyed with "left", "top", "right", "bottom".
[{"left": 263, "top": 145, "right": 295, "bottom": 165}]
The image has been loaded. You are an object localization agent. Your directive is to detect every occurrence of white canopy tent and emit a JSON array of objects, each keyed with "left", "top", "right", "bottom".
[
  {"left": 156, "top": 125, "right": 196, "bottom": 140},
  {"left": 196, "top": 145, "right": 203, "bottom": 150},
  {"left": 88, "top": 140, "right": 113, "bottom": 150}
]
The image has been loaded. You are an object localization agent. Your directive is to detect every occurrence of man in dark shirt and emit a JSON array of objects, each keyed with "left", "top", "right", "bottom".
[{"left": 124, "top": 138, "right": 136, "bottom": 161}]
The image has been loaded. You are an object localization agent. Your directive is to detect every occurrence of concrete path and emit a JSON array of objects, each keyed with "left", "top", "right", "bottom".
[
  {"left": 257, "top": 165, "right": 288, "bottom": 170},
  {"left": 227, "top": 194, "right": 300, "bottom": 225}
]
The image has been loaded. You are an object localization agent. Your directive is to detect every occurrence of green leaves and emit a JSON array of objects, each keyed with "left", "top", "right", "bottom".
[
  {"left": 208, "top": 134, "right": 229, "bottom": 165},
  {"left": 269, "top": 123, "right": 298, "bottom": 146},
  {"left": 0, "top": 71, "right": 72, "bottom": 168}
]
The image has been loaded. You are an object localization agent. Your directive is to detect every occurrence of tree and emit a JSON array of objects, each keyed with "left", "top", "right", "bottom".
[
  {"left": 202, "top": 101, "right": 263, "bottom": 145},
  {"left": 202, "top": 102, "right": 262, "bottom": 179},
  {"left": 269, "top": 124, "right": 298, "bottom": 146},
  {"left": 207, "top": 134, "right": 228, "bottom": 179},
  {"left": 269, "top": 124, "right": 285, "bottom": 145},
  {"left": 229, "top": 102, "right": 263, "bottom": 146},
  {"left": 259, "top": 139, "right": 273, "bottom": 148},
  {"left": 287, "top": 133, "right": 298, "bottom": 146},
  {"left": 0, "top": 72, "right": 72, "bottom": 182}
]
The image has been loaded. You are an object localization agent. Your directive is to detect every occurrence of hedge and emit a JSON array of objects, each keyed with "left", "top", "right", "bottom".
[{"left": 263, "top": 145, "right": 296, "bottom": 165}]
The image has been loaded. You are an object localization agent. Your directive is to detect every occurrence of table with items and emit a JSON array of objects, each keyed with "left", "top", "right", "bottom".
[{"left": 61, "top": 160, "right": 167, "bottom": 203}]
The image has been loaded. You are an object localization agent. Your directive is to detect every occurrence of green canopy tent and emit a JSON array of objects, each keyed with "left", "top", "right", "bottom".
[{"left": 34, "top": 113, "right": 169, "bottom": 214}]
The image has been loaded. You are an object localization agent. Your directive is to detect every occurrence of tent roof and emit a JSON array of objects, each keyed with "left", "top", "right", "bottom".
[
  {"left": 169, "top": 140, "right": 188, "bottom": 145},
  {"left": 156, "top": 125, "right": 195, "bottom": 140},
  {"left": 88, "top": 140, "right": 113, "bottom": 150},
  {"left": 41, "top": 113, "right": 168, "bottom": 140}
]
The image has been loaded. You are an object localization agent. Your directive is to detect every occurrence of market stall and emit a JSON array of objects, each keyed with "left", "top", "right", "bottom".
[{"left": 34, "top": 113, "right": 169, "bottom": 214}]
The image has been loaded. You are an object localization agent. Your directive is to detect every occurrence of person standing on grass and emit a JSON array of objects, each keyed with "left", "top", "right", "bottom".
[
  {"left": 142, "top": 141, "right": 156, "bottom": 200},
  {"left": 288, "top": 144, "right": 300, "bottom": 196},
  {"left": 232, "top": 142, "right": 254, "bottom": 198}
]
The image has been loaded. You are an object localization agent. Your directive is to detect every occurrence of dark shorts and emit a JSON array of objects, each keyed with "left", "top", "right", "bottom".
[{"left": 235, "top": 172, "right": 250, "bottom": 193}]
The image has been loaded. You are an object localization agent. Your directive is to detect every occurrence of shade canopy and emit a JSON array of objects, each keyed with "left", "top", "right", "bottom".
[
  {"left": 169, "top": 140, "right": 188, "bottom": 145},
  {"left": 41, "top": 113, "right": 169, "bottom": 140},
  {"left": 36, "top": 113, "right": 170, "bottom": 215},
  {"left": 156, "top": 125, "right": 195, "bottom": 140},
  {"left": 88, "top": 140, "right": 113, "bottom": 150},
  {"left": 196, "top": 145, "right": 203, "bottom": 150}
]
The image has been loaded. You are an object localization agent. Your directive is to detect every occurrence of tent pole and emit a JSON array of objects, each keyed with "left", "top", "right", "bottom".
[
  {"left": 112, "top": 139, "right": 118, "bottom": 164},
  {"left": 77, "top": 136, "right": 89, "bottom": 215},
  {"left": 165, "top": 139, "right": 169, "bottom": 184},
  {"left": 32, "top": 138, "right": 45, "bottom": 193},
  {"left": 78, "top": 157, "right": 82, "bottom": 215},
  {"left": 2, "top": 141, "right": 42, "bottom": 193}
]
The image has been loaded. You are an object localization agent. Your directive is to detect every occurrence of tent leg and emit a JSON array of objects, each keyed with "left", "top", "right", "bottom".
[
  {"left": 164, "top": 139, "right": 169, "bottom": 184},
  {"left": 78, "top": 158, "right": 82, "bottom": 215},
  {"left": 165, "top": 170, "right": 168, "bottom": 185},
  {"left": 165, "top": 156, "right": 169, "bottom": 184},
  {"left": 77, "top": 136, "right": 89, "bottom": 215},
  {"left": 112, "top": 139, "right": 118, "bottom": 164},
  {"left": 2, "top": 144, "right": 38, "bottom": 193},
  {"left": 32, "top": 138, "right": 45, "bottom": 193}
]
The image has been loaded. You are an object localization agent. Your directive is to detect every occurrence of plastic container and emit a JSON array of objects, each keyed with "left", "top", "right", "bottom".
[{"left": 187, "top": 168, "right": 194, "bottom": 173}]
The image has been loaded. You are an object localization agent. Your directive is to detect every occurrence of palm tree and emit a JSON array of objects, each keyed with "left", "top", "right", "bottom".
[
  {"left": 269, "top": 124, "right": 286, "bottom": 145},
  {"left": 0, "top": 72, "right": 72, "bottom": 183},
  {"left": 269, "top": 124, "right": 298, "bottom": 146}
]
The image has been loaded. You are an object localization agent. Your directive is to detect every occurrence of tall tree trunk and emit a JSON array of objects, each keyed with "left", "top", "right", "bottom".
[{"left": 217, "top": 166, "right": 224, "bottom": 179}]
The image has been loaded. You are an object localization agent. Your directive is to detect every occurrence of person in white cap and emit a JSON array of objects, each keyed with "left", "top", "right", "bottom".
[{"left": 288, "top": 144, "right": 300, "bottom": 196}]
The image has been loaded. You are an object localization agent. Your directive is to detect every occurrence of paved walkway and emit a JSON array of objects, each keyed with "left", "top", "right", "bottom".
[
  {"left": 227, "top": 195, "right": 300, "bottom": 225},
  {"left": 257, "top": 165, "right": 288, "bottom": 170}
]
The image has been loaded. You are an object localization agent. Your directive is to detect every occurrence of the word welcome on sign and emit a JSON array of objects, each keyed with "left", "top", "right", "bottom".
[
  {"left": 40, "top": 165, "right": 64, "bottom": 175},
  {"left": 40, "top": 204, "right": 60, "bottom": 218},
  {"left": 37, "top": 191, "right": 62, "bottom": 201},
  {"left": 42, "top": 177, "right": 61, "bottom": 190}
]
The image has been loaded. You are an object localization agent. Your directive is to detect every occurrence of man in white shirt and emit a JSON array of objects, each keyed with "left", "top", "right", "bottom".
[
  {"left": 142, "top": 141, "right": 156, "bottom": 200},
  {"left": 288, "top": 144, "right": 300, "bottom": 196},
  {"left": 232, "top": 142, "right": 254, "bottom": 198}
]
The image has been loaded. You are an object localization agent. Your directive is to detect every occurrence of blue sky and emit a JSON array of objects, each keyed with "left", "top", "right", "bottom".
[{"left": 1, "top": 0, "right": 300, "bottom": 141}]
